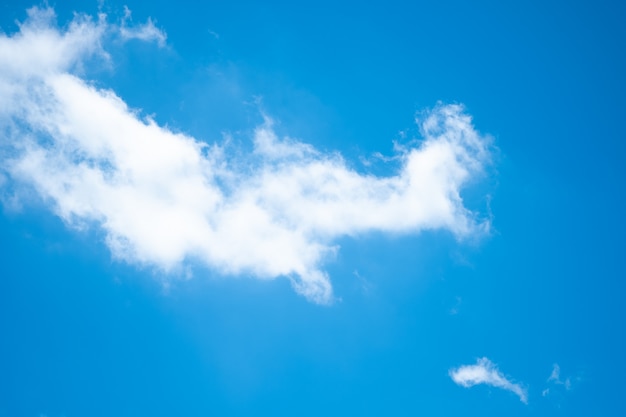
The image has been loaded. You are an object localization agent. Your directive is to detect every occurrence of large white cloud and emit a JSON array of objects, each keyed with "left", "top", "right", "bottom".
[
  {"left": 450, "top": 358, "right": 528, "bottom": 403},
  {"left": 0, "top": 6, "right": 493, "bottom": 303}
]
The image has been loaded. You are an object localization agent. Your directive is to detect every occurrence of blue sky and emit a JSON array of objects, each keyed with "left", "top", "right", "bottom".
[{"left": 0, "top": 1, "right": 624, "bottom": 416}]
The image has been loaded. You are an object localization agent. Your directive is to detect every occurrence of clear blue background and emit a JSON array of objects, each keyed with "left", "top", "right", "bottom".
[{"left": 1, "top": 0, "right": 625, "bottom": 415}]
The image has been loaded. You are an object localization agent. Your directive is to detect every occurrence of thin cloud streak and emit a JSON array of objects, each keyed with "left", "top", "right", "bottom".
[
  {"left": 0, "top": 7, "right": 494, "bottom": 303},
  {"left": 450, "top": 358, "right": 528, "bottom": 403}
]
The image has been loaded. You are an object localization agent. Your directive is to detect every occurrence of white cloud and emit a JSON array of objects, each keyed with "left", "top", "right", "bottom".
[
  {"left": 0, "top": 6, "right": 108, "bottom": 79},
  {"left": 0, "top": 7, "right": 493, "bottom": 304},
  {"left": 547, "top": 363, "right": 572, "bottom": 390},
  {"left": 548, "top": 363, "right": 561, "bottom": 382},
  {"left": 119, "top": 6, "right": 167, "bottom": 47},
  {"left": 450, "top": 358, "right": 528, "bottom": 403}
]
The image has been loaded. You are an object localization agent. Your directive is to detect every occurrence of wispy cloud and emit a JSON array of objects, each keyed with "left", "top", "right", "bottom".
[
  {"left": 119, "top": 6, "right": 167, "bottom": 47},
  {"left": 548, "top": 364, "right": 571, "bottom": 388},
  {"left": 543, "top": 363, "right": 573, "bottom": 396},
  {"left": 450, "top": 358, "right": 528, "bottom": 403},
  {"left": 0, "top": 7, "right": 493, "bottom": 303}
]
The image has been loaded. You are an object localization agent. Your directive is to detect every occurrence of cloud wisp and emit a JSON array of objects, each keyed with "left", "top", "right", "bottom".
[
  {"left": 119, "top": 6, "right": 167, "bottom": 47},
  {"left": 450, "top": 358, "right": 528, "bottom": 403},
  {"left": 543, "top": 363, "right": 574, "bottom": 396},
  {"left": 548, "top": 364, "right": 572, "bottom": 388},
  {"left": 0, "top": 7, "right": 493, "bottom": 303}
]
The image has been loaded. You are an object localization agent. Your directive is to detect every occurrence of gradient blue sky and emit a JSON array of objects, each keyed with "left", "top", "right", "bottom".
[{"left": 1, "top": 1, "right": 625, "bottom": 416}]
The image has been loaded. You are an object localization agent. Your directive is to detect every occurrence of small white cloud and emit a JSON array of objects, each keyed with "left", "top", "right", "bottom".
[
  {"left": 547, "top": 363, "right": 572, "bottom": 390},
  {"left": 0, "top": 7, "right": 494, "bottom": 304},
  {"left": 450, "top": 358, "right": 528, "bottom": 403},
  {"left": 119, "top": 7, "right": 167, "bottom": 47},
  {"left": 548, "top": 363, "right": 561, "bottom": 382}
]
